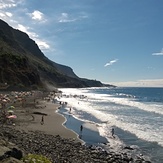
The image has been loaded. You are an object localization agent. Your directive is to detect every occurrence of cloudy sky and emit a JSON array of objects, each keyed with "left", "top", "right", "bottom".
[{"left": 0, "top": 0, "right": 163, "bottom": 87}]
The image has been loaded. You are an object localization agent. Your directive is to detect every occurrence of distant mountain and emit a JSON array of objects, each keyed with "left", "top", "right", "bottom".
[{"left": 0, "top": 19, "right": 115, "bottom": 90}]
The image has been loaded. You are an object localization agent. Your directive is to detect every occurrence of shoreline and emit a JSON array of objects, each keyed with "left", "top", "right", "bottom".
[
  {"left": 0, "top": 91, "right": 151, "bottom": 162},
  {"left": 57, "top": 104, "right": 153, "bottom": 163},
  {"left": 58, "top": 107, "right": 108, "bottom": 146}
]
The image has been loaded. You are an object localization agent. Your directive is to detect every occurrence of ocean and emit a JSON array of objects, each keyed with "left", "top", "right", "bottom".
[{"left": 57, "top": 87, "right": 163, "bottom": 163}]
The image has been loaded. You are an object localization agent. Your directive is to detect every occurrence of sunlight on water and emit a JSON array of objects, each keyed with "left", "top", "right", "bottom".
[
  {"left": 59, "top": 89, "right": 163, "bottom": 146},
  {"left": 59, "top": 87, "right": 163, "bottom": 162}
]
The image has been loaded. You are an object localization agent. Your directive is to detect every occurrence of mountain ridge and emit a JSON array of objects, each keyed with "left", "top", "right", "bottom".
[{"left": 0, "top": 19, "right": 115, "bottom": 90}]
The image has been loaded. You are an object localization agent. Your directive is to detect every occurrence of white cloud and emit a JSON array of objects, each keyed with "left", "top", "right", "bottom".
[
  {"left": 58, "top": 12, "right": 88, "bottom": 23},
  {"left": 58, "top": 12, "right": 76, "bottom": 23},
  {"left": 5, "top": 12, "right": 12, "bottom": 17},
  {"left": 35, "top": 39, "right": 50, "bottom": 50},
  {"left": 0, "top": 1, "right": 16, "bottom": 9},
  {"left": 17, "top": 24, "right": 31, "bottom": 34},
  {"left": 17, "top": 24, "right": 50, "bottom": 50},
  {"left": 0, "top": 13, "right": 5, "bottom": 17},
  {"left": 30, "top": 10, "right": 44, "bottom": 21},
  {"left": 0, "top": 0, "right": 23, "bottom": 21},
  {"left": 104, "top": 59, "right": 118, "bottom": 67},
  {"left": 0, "top": 11, "right": 12, "bottom": 19},
  {"left": 152, "top": 48, "right": 163, "bottom": 56}
]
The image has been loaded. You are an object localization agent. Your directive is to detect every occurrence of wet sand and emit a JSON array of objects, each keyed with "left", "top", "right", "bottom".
[{"left": 58, "top": 107, "right": 108, "bottom": 146}]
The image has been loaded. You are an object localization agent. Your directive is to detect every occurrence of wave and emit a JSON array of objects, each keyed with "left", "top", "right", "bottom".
[
  {"left": 59, "top": 88, "right": 163, "bottom": 147},
  {"left": 79, "top": 90, "right": 163, "bottom": 115}
]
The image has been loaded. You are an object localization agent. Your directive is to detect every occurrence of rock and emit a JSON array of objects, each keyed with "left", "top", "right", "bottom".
[
  {"left": 1, "top": 157, "right": 23, "bottom": 163},
  {"left": 4, "top": 148, "right": 23, "bottom": 160},
  {"left": 0, "top": 146, "right": 11, "bottom": 159},
  {"left": 0, "top": 126, "right": 151, "bottom": 163},
  {"left": 124, "top": 146, "right": 134, "bottom": 150}
]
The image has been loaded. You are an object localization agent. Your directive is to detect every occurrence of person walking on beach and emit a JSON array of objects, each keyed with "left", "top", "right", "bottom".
[
  {"left": 79, "top": 125, "right": 83, "bottom": 139},
  {"left": 111, "top": 128, "right": 115, "bottom": 138},
  {"left": 80, "top": 125, "right": 83, "bottom": 132},
  {"left": 41, "top": 115, "right": 44, "bottom": 125}
]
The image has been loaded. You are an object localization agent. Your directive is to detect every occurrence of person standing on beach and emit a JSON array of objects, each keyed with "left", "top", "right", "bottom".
[
  {"left": 41, "top": 115, "right": 44, "bottom": 125},
  {"left": 79, "top": 125, "right": 83, "bottom": 139},
  {"left": 80, "top": 125, "right": 83, "bottom": 132},
  {"left": 111, "top": 128, "right": 115, "bottom": 138}
]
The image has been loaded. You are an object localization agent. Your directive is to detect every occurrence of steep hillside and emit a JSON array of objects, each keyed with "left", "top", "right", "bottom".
[{"left": 0, "top": 19, "right": 113, "bottom": 90}]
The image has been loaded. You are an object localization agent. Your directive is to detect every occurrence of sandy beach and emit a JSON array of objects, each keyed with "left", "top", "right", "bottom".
[
  {"left": 0, "top": 91, "right": 151, "bottom": 162},
  {"left": 1, "top": 93, "right": 81, "bottom": 141},
  {"left": 19, "top": 101, "right": 80, "bottom": 140},
  {"left": 0, "top": 91, "right": 80, "bottom": 140}
]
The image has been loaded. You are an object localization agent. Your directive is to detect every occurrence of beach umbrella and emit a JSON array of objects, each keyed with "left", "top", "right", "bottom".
[
  {"left": 2, "top": 99, "right": 7, "bottom": 103},
  {"left": 7, "top": 115, "right": 17, "bottom": 119},
  {"left": 7, "top": 106, "right": 15, "bottom": 109},
  {"left": 7, "top": 110, "right": 14, "bottom": 113}
]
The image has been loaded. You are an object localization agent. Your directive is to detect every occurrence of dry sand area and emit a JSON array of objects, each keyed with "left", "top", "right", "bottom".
[{"left": 1, "top": 91, "right": 80, "bottom": 141}]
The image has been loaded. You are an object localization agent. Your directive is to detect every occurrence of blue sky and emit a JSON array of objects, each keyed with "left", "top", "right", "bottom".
[{"left": 0, "top": 0, "right": 163, "bottom": 87}]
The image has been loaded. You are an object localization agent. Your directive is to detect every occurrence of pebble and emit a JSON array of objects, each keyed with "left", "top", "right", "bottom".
[{"left": 0, "top": 126, "right": 151, "bottom": 163}]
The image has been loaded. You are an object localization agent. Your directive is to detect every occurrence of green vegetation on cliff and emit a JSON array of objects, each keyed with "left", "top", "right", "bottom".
[{"left": 0, "top": 19, "right": 114, "bottom": 90}]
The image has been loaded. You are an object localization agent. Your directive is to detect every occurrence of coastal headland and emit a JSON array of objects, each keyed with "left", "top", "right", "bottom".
[{"left": 0, "top": 90, "right": 151, "bottom": 162}]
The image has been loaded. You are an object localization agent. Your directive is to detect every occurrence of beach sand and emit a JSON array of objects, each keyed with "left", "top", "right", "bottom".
[
  {"left": 11, "top": 96, "right": 107, "bottom": 146},
  {"left": 14, "top": 100, "right": 81, "bottom": 141},
  {"left": 0, "top": 92, "right": 150, "bottom": 163}
]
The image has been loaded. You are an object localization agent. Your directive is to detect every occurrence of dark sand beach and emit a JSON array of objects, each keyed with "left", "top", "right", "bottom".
[
  {"left": 0, "top": 91, "right": 151, "bottom": 162},
  {"left": 15, "top": 101, "right": 80, "bottom": 140}
]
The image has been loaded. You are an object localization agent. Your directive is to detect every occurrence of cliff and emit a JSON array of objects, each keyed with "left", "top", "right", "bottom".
[{"left": 0, "top": 19, "right": 114, "bottom": 90}]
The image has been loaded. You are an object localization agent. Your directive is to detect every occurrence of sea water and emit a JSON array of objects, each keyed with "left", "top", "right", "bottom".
[{"left": 57, "top": 87, "right": 163, "bottom": 163}]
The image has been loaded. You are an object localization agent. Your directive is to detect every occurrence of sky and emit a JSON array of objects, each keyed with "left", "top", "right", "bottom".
[{"left": 0, "top": 0, "right": 163, "bottom": 87}]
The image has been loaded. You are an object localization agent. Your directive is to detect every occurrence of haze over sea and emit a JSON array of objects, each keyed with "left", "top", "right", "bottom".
[{"left": 58, "top": 87, "right": 163, "bottom": 163}]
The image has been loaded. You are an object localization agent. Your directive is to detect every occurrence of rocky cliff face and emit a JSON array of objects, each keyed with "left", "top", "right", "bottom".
[{"left": 0, "top": 19, "right": 113, "bottom": 90}]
